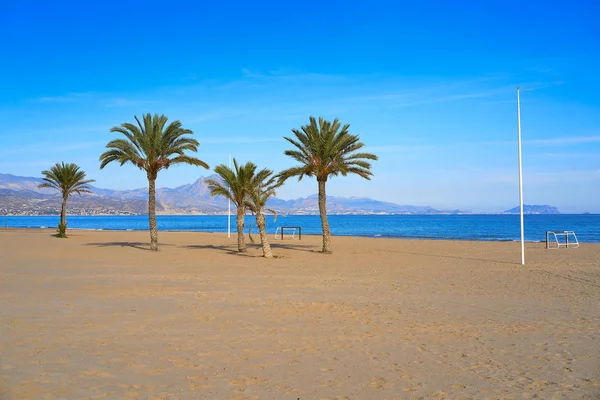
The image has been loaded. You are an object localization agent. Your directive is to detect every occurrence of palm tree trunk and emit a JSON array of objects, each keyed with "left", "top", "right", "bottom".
[
  {"left": 236, "top": 207, "right": 246, "bottom": 252},
  {"left": 256, "top": 211, "right": 273, "bottom": 258},
  {"left": 60, "top": 196, "right": 67, "bottom": 237},
  {"left": 318, "top": 179, "right": 331, "bottom": 253},
  {"left": 148, "top": 177, "right": 159, "bottom": 251}
]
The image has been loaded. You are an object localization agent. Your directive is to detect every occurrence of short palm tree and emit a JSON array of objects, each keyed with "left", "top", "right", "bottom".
[
  {"left": 205, "top": 159, "right": 257, "bottom": 252},
  {"left": 99, "top": 113, "right": 208, "bottom": 251},
  {"left": 38, "top": 162, "right": 95, "bottom": 237},
  {"left": 278, "top": 116, "right": 377, "bottom": 253},
  {"left": 246, "top": 168, "right": 280, "bottom": 258}
]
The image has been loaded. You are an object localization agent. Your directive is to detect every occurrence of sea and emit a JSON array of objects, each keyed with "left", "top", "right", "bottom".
[{"left": 2, "top": 214, "right": 599, "bottom": 243}]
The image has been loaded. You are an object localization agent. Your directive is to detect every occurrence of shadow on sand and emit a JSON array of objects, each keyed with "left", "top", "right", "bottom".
[
  {"left": 182, "top": 242, "right": 321, "bottom": 256},
  {"left": 268, "top": 242, "right": 322, "bottom": 253},
  {"left": 389, "top": 250, "right": 519, "bottom": 265},
  {"left": 85, "top": 241, "right": 175, "bottom": 251},
  {"left": 182, "top": 244, "right": 240, "bottom": 255}
]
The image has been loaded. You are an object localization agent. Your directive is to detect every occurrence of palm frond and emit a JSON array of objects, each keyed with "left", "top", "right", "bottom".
[
  {"left": 168, "top": 155, "right": 209, "bottom": 169},
  {"left": 100, "top": 113, "right": 208, "bottom": 177},
  {"left": 277, "top": 166, "right": 311, "bottom": 183},
  {"left": 39, "top": 162, "right": 95, "bottom": 198},
  {"left": 206, "top": 159, "right": 259, "bottom": 207},
  {"left": 281, "top": 116, "right": 378, "bottom": 182},
  {"left": 246, "top": 167, "right": 280, "bottom": 214}
]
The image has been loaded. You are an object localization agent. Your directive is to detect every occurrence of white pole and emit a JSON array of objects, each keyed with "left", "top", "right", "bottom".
[
  {"left": 517, "top": 87, "right": 525, "bottom": 265},
  {"left": 227, "top": 154, "right": 231, "bottom": 239}
]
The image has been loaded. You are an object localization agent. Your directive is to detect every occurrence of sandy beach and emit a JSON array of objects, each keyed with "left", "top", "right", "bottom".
[{"left": 0, "top": 229, "right": 599, "bottom": 399}]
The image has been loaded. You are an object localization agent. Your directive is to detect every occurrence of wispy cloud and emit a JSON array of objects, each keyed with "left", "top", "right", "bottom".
[
  {"left": 4, "top": 125, "right": 108, "bottom": 137},
  {"left": 33, "top": 92, "right": 155, "bottom": 108},
  {"left": 537, "top": 152, "right": 600, "bottom": 158},
  {"left": 34, "top": 92, "right": 91, "bottom": 103},
  {"left": 105, "top": 98, "right": 156, "bottom": 108},
  {"left": 389, "top": 87, "right": 512, "bottom": 108},
  {"left": 2, "top": 140, "right": 107, "bottom": 156},
  {"left": 241, "top": 68, "right": 267, "bottom": 79},
  {"left": 241, "top": 67, "right": 346, "bottom": 83},
  {"left": 467, "top": 135, "right": 600, "bottom": 147},
  {"left": 201, "top": 137, "right": 280, "bottom": 144},
  {"left": 524, "top": 169, "right": 600, "bottom": 184},
  {"left": 365, "top": 144, "right": 432, "bottom": 153},
  {"left": 526, "top": 136, "right": 600, "bottom": 145},
  {"left": 0, "top": 161, "right": 55, "bottom": 168}
]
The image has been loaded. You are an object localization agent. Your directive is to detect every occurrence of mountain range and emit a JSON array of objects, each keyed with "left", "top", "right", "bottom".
[
  {"left": 502, "top": 205, "right": 561, "bottom": 215},
  {"left": 0, "top": 173, "right": 466, "bottom": 216},
  {"left": 0, "top": 173, "right": 563, "bottom": 216}
]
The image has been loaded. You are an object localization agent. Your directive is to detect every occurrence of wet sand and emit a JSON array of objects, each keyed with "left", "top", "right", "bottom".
[{"left": 1, "top": 229, "right": 599, "bottom": 399}]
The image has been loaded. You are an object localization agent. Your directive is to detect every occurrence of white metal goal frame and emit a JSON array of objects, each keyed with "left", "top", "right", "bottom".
[
  {"left": 274, "top": 226, "right": 302, "bottom": 240},
  {"left": 546, "top": 231, "right": 579, "bottom": 249}
]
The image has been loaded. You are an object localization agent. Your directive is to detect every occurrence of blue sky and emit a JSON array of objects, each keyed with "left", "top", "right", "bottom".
[{"left": 1, "top": 0, "right": 598, "bottom": 213}]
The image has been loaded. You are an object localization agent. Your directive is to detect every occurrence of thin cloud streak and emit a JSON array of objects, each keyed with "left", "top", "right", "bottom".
[
  {"left": 105, "top": 98, "right": 156, "bottom": 107},
  {"left": 34, "top": 92, "right": 91, "bottom": 103},
  {"left": 2, "top": 140, "right": 107, "bottom": 156},
  {"left": 365, "top": 145, "right": 432, "bottom": 153},
  {"left": 201, "top": 137, "right": 280, "bottom": 144},
  {"left": 472, "top": 136, "right": 600, "bottom": 147},
  {"left": 536, "top": 152, "right": 600, "bottom": 158},
  {"left": 527, "top": 136, "right": 600, "bottom": 145},
  {"left": 390, "top": 87, "right": 511, "bottom": 108}
]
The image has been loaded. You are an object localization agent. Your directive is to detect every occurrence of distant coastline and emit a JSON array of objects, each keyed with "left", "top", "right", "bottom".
[{"left": 0, "top": 173, "right": 578, "bottom": 216}]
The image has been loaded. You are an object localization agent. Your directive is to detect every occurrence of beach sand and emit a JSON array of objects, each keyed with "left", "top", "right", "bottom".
[{"left": 1, "top": 229, "right": 599, "bottom": 399}]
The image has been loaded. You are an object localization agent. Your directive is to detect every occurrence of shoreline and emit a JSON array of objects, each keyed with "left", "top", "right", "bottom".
[
  {"left": 3, "top": 213, "right": 599, "bottom": 216},
  {"left": 0, "top": 227, "right": 555, "bottom": 243}
]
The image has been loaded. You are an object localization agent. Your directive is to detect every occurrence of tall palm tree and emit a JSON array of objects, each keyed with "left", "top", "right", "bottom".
[
  {"left": 246, "top": 168, "right": 280, "bottom": 259},
  {"left": 205, "top": 159, "right": 256, "bottom": 252},
  {"left": 38, "top": 162, "right": 95, "bottom": 237},
  {"left": 99, "top": 113, "right": 208, "bottom": 251},
  {"left": 278, "top": 116, "right": 377, "bottom": 253}
]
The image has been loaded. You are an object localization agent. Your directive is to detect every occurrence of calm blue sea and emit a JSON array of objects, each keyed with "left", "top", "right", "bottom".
[{"left": 2, "top": 214, "right": 599, "bottom": 243}]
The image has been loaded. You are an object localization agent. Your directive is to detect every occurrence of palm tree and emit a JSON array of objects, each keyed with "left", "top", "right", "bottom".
[
  {"left": 245, "top": 168, "right": 280, "bottom": 258},
  {"left": 99, "top": 113, "right": 208, "bottom": 251},
  {"left": 279, "top": 116, "right": 377, "bottom": 253},
  {"left": 205, "top": 159, "right": 257, "bottom": 252},
  {"left": 38, "top": 162, "right": 95, "bottom": 237}
]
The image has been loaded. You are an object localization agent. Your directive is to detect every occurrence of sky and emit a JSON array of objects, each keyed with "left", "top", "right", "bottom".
[{"left": 1, "top": 0, "right": 599, "bottom": 213}]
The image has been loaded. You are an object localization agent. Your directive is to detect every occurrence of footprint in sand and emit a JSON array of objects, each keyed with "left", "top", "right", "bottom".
[
  {"left": 369, "top": 377, "right": 386, "bottom": 389},
  {"left": 78, "top": 370, "right": 114, "bottom": 378},
  {"left": 551, "top": 392, "right": 572, "bottom": 400},
  {"left": 229, "top": 375, "right": 266, "bottom": 386},
  {"left": 318, "top": 379, "right": 340, "bottom": 388}
]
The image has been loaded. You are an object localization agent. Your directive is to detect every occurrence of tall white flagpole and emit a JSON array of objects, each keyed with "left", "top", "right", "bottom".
[
  {"left": 228, "top": 154, "right": 231, "bottom": 239},
  {"left": 517, "top": 87, "right": 525, "bottom": 265}
]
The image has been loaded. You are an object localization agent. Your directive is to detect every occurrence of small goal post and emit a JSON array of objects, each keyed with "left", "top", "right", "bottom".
[
  {"left": 274, "top": 226, "right": 302, "bottom": 240},
  {"left": 546, "top": 231, "right": 579, "bottom": 249}
]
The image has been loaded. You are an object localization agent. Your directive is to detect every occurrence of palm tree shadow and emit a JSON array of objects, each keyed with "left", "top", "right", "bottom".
[
  {"left": 183, "top": 243, "right": 280, "bottom": 258},
  {"left": 85, "top": 242, "right": 175, "bottom": 251},
  {"left": 269, "top": 242, "right": 321, "bottom": 253},
  {"left": 182, "top": 244, "right": 242, "bottom": 255}
]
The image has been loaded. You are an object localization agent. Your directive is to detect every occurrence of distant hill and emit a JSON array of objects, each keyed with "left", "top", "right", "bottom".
[
  {"left": 0, "top": 173, "right": 45, "bottom": 192},
  {"left": 0, "top": 172, "right": 467, "bottom": 216},
  {"left": 267, "top": 194, "right": 441, "bottom": 215},
  {"left": 503, "top": 205, "right": 560, "bottom": 214}
]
